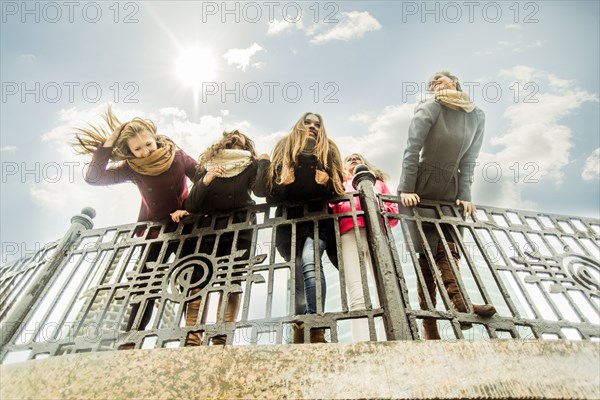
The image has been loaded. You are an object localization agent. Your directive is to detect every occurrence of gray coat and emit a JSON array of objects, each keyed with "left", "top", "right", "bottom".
[{"left": 397, "top": 99, "right": 485, "bottom": 253}]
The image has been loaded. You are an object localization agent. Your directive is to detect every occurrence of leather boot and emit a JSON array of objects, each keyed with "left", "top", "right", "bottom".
[
  {"left": 185, "top": 288, "right": 202, "bottom": 347},
  {"left": 212, "top": 335, "right": 227, "bottom": 346},
  {"left": 435, "top": 242, "right": 496, "bottom": 318},
  {"left": 118, "top": 343, "right": 135, "bottom": 350},
  {"left": 210, "top": 291, "right": 242, "bottom": 346},
  {"left": 292, "top": 322, "right": 304, "bottom": 344},
  {"left": 417, "top": 257, "right": 441, "bottom": 340},
  {"left": 310, "top": 328, "right": 327, "bottom": 343}
]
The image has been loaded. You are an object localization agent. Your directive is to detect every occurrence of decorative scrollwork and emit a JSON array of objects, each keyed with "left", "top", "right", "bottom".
[{"left": 562, "top": 255, "right": 600, "bottom": 295}]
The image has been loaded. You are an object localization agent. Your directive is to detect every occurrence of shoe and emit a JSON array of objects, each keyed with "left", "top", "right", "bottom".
[
  {"left": 310, "top": 328, "right": 327, "bottom": 343},
  {"left": 292, "top": 322, "right": 304, "bottom": 344}
]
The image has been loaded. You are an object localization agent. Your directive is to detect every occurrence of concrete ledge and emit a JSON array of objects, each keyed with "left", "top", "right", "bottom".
[{"left": 2, "top": 340, "right": 599, "bottom": 399}]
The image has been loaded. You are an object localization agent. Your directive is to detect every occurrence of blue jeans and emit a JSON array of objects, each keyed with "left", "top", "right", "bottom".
[{"left": 295, "top": 237, "right": 327, "bottom": 315}]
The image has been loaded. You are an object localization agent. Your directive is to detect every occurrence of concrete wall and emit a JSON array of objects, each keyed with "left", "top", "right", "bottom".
[{"left": 2, "top": 340, "right": 599, "bottom": 399}]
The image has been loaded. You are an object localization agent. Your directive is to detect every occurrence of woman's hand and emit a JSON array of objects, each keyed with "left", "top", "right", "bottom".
[
  {"left": 456, "top": 199, "right": 476, "bottom": 217},
  {"left": 170, "top": 209, "right": 189, "bottom": 223},
  {"left": 104, "top": 123, "right": 128, "bottom": 147},
  {"left": 203, "top": 165, "right": 226, "bottom": 186},
  {"left": 400, "top": 192, "right": 420, "bottom": 207}
]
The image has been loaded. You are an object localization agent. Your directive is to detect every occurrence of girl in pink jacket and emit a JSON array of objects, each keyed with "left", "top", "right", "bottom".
[{"left": 330, "top": 153, "right": 398, "bottom": 342}]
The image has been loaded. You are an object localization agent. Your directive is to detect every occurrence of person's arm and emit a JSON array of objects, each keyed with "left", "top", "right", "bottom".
[
  {"left": 84, "top": 146, "right": 131, "bottom": 185},
  {"left": 397, "top": 100, "right": 441, "bottom": 206},
  {"left": 456, "top": 109, "right": 485, "bottom": 217},
  {"left": 378, "top": 180, "right": 399, "bottom": 227},
  {"left": 252, "top": 155, "right": 271, "bottom": 198},
  {"left": 457, "top": 109, "right": 485, "bottom": 203},
  {"left": 84, "top": 123, "right": 132, "bottom": 185},
  {"left": 181, "top": 150, "right": 198, "bottom": 181}
]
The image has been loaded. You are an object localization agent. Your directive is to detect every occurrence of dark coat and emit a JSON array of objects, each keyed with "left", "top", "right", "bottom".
[
  {"left": 85, "top": 146, "right": 197, "bottom": 221},
  {"left": 184, "top": 160, "right": 261, "bottom": 274},
  {"left": 254, "top": 156, "right": 340, "bottom": 267}
]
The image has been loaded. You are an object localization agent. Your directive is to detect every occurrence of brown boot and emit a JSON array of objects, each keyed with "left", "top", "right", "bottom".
[
  {"left": 417, "top": 257, "right": 441, "bottom": 340},
  {"left": 211, "top": 335, "right": 227, "bottom": 346},
  {"left": 292, "top": 322, "right": 304, "bottom": 344},
  {"left": 310, "top": 328, "right": 327, "bottom": 343},
  {"left": 118, "top": 343, "right": 135, "bottom": 350},
  {"left": 185, "top": 288, "right": 202, "bottom": 347},
  {"left": 435, "top": 242, "right": 496, "bottom": 318}
]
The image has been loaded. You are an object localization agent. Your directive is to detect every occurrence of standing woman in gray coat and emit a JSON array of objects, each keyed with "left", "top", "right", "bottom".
[{"left": 397, "top": 71, "right": 496, "bottom": 340}]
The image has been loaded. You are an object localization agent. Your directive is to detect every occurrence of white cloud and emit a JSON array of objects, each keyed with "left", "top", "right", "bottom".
[
  {"left": 349, "top": 112, "right": 372, "bottom": 124},
  {"left": 18, "top": 53, "right": 37, "bottom": 61},
  {"left": 0, "top": 146, "right": 17, "bottom": 152},
  {"left": 336, "top": 104, "right": 416, "bottom": 183},
  {"left": 498, "top": 37, "right": 546, "bottom": 53},
  {"left": 267, "top": 18, "right": 296, "bottom": 35},
  {"left": 474, "top": 49, "right": 494, "bottom": 56},
  {"left": 471, "top": 68, "right": 599, "bottom": 211},
  {"left": 499, "top": 65, "right": 537, "bottom": 83},
  {"left": 505, "top": 24, "right": 520, "bottom": 30},
  {"left": 582, "top": 148, "right": 600, "bottom": 181},
  {"left": 223, "top": 43, "right": 264, "bottom": 71},
  {"left": 310, "top": 11, "right": 381, "bottom": 44}
]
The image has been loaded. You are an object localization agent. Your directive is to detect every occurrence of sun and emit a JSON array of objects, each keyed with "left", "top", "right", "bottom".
[{"left": 174, "top": 47, "right": 218, "bottom": 89}]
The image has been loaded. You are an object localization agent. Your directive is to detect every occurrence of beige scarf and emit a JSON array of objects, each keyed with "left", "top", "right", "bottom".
[
  {"left": 435, "top": 89, "right": 475, "bottom": 113},
  {"left": 127, "top": 135, "right": 176, "bottom": 176},
  {"left": 205, "top": 149, "right": 252, "bottom": 178}
]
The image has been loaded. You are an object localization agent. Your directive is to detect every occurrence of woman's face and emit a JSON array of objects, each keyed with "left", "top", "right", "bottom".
[
  {"left": 127, "top": 130, "right": 157, "bottom": 158},
  {"left": 303, "top": 114, "right": 321, "bottom": 139},
  {"left": 226, "top": 133, "right": 247, "bottom": 150},
  {"left": 344, "top": 154, "right": 363, "bottom": 175},
  {"left": 431, "top": 75, "right": 456, "bottom": 91}
]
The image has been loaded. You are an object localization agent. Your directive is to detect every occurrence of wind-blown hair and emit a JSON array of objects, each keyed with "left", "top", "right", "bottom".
[
  {"left": 71, "top": 105, "right": 158, "bottom": 161},
  {"left": 267, "top": 112, "right": 344, "bottom": 194},
  {"left": 196, "top": 129, "right": 257, "bottom": 174},
  {"left": 344, "top": 153, "right": 388, "bottom": 182},
  {"left": 427, "top": 70, "right": 462, "bottom": 91}
]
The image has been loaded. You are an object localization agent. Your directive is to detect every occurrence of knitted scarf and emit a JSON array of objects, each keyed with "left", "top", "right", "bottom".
[
  {"left": 127, "top": 135, "right": 176, "bottom": 176},
  {"left": 435, "top": 89, "right": 475, "bottom": 113},
  {"left": 204, "top": 149, "right": 252, "bottom": 178}
]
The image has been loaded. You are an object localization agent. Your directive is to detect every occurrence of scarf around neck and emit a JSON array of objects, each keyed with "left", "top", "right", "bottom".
[
  {"left": 204, "top": 149, "right": 252, "bottom": 178},
  {"left": 127, "top": 135, "right": 176, "bottom": 176},
  {"left": 435, "top": 89, "right": 475, "bottom": 113}
]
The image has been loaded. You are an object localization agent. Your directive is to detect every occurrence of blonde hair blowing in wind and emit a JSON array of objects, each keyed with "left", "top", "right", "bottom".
[
  {"left": 267, "top": 112, "right": 345, "bottom": 195},
  {"left": 344, "top": 153, "right": 388, "bottom": 182},
  {"left": 71, "top": 105, "right": 159, "bottom": 161}
]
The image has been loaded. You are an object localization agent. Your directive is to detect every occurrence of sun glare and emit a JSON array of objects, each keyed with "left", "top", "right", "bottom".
[{"left": 174, "top": 47, "right": 218, "bottom": 88}]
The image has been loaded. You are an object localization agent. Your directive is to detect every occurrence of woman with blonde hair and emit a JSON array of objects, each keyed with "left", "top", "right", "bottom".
[
  {"left": 398, "top": 71, "right": 496, "bottom": 340},
  {"left": 255, "top": 112, "right": 345, "bottom": 343},
  {"left": 331, "top": 153, "right": 398, "bottom": 342},
  {"left": 73, "top": 105, "right": 196, "bottom": 223},
  {"left": 171, "top": 130, "right": 264, "bottom": 346},
  {"left": 73, "top": 106, "right": 196, "bottom": 347}
]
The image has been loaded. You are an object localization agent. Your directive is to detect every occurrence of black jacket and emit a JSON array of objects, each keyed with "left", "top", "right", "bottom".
[{"left": 255, "top": 156, "right": 340, "bottom": 267}]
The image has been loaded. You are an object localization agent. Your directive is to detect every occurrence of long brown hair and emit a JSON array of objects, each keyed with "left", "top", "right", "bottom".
[
  {"left": 71, "top": 105, "right": 159, "bottom": 161},
  {"left": 267, "top": 112, "right": 344, "bottom": 194}
]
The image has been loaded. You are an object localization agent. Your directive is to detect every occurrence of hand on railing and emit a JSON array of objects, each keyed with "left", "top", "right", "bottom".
[{"left": 170, "top": 209, "right": 189, "bottom": 223}]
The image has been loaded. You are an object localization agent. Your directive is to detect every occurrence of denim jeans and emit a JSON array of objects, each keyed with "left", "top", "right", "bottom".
[{"left": 294, "top": 237, "right": 327, "bottom": 315}]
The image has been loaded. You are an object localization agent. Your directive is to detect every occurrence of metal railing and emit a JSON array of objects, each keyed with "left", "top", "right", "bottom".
[{"left": 1, "top": 172, "right": 598, "bottom": 362}]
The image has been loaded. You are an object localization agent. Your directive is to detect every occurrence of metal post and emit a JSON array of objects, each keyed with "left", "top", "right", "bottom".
[
  {"left": 352, "top": 170, "right": 410, "bottom": 340},
  {"left": 0, "top": 208, "right": 95, "bottom": 349}
]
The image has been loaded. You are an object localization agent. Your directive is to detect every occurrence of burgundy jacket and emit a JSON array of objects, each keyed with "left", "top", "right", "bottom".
[{"left": 85, "top": 146, "right": 197, "bottom": 221}]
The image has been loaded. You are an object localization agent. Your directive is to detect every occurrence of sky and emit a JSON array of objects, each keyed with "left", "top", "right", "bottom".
[{"left": 1, "top": 0, "right": 599, "bottom": 263}]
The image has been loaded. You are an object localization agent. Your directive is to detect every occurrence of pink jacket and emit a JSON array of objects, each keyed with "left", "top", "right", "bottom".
[{"left": 330, "top": 176, "right": 399, "bottom": 235}]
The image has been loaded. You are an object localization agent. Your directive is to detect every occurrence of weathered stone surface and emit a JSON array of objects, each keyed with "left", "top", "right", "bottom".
[{"left": 1, "top": 340, "right": 599, "bottom": 399}]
